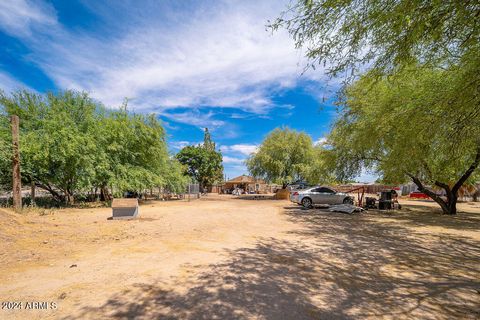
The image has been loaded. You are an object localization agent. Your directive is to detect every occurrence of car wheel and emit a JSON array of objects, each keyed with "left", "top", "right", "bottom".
[
  {"left": 301, "top": 197, "right": 313, "bottom": 208},
  {"left": 343, "top": 197, "right": 354, "bottom": 205}
]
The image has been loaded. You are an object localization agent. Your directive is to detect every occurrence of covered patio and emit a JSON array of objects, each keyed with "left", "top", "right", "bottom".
[{"left": 223, "top": 175, "right": 267, "bottom": 194}]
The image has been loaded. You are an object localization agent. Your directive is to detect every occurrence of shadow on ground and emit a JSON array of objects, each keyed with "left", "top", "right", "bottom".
[
  {"left": 381, "top": 203, "right": 480, "bottom": 231},
  {"left": 64, "top": 206, "right": 480, "bottom": 319}
]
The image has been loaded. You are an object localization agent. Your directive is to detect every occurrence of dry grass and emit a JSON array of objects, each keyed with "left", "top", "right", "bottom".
[{"left": 0, "top": 196, "right": 479, "bottom": 319}]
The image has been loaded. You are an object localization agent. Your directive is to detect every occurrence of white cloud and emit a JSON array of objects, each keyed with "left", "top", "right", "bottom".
[
  {"left": 0, "top": 0, "right": 57, "bottom": 37},
  {"left": 315, "top": 137, "right": 328, "bottom": 146},
  {"left": 220, "top": 144, "right": 258, "bottom": 156},
  {"left": 224, "top": 164, "right": 249, "bottom": 180},
  {"left": 0, "top": 71, "right": 32, "bottom": 94},
  {"left": 230, "top": 113, "right": 248, "bottom": 119},
  {"left": 355, "top": 168, "right": 379, "bottom": 183},
  {"left": 169, "top": 141, "right": 194, "bottom": 150},
  {"left": 6, "top": 0, "right": 328, "bottom": 115},
  {"left": 222, "top": 156, "right": 245, "bottom": 165},
  {"left": 89, "top": 6, "right": 307, "bottom": 113},
  {"left": 159, "top": 109, "right": 225, "bottom": 130},
  {"left": 220, "top": 143, "right": 258, "bottom": 175}
]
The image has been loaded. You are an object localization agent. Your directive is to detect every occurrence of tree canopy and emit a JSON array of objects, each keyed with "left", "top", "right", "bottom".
[
  {"left": 0, "top": 89, "right": 187, "bottom": 204},
  {"left": 328, "top": 63, "right": 480, "bottom": 214},
  {"left": 271, "top": 0, "right": 480, "bottom": 215},
  {"left": 0, "top": 109, "right": 11, "bottom": 190},
  {"left": 176, "top": 129, "right": 223, "bottom": 189},
  {"left": 271, "top": 0, "right": 480, "bottom": 77},
  {"left": 246, "top": 128, "right": 329, "bottom": 187}
]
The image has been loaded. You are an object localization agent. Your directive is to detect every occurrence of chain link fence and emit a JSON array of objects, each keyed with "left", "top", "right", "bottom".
[{"left": 185, "top": 183, "right": 200, "bottom": 201}]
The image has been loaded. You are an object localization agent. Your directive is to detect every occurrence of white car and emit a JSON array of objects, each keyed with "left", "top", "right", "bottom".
[{"left": 290, "top": 186, "right": 354, "bottom": 208}]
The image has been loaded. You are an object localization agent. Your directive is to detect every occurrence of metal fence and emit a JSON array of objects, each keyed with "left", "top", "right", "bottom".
[{"left": 185, "top": 183, "right": 200, "bottom": 201}]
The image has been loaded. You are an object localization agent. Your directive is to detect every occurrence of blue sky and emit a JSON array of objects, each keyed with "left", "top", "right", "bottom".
[{"left": 0, "top": 0, "right": 375, "bottom": 181}]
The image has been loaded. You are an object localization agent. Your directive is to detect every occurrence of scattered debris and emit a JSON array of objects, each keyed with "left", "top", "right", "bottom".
[
  {"left": 365, "top": 197, "right": 377, "bottom": 209},
  {"left": 328, "top": 204, "right": 364, "bottom": 214}
]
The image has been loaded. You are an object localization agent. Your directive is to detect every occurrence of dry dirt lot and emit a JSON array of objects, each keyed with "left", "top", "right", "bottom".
[{"left": 1, "top": 195, "right": 479, "bottom": 319}]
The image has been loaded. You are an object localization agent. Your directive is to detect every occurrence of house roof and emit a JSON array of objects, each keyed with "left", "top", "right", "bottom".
[{"left": 226, "top": 175, "right": 265, "bottom": 184}]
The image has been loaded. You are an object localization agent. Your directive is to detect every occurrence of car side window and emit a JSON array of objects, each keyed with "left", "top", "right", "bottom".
[{"left": 317, "top": 187, "right": 335, "bottom": 194}]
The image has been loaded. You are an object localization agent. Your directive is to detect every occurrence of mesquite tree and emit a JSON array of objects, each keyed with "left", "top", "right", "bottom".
[
  {"left": 0, "top": 89, "right": 187, "bottom": 204},
  {"left": 328, "top": 63, "right": 480, "bottom": 215},
  {"left": 176, "top": 129, "right": 223, "bottom": 189},
  {"left": 246, "top": 128, "right": 316, "bottom": 188},
  {"left": 272, "top": 1, "right": 480, "bottom": 214},
  {"left": 270, "top": 0, "right": 479, "bottom": 78}
]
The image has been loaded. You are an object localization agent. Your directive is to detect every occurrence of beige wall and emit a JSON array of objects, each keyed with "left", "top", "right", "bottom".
[{"left": 223, "top": 182, "right": 268, "bottom": 193}]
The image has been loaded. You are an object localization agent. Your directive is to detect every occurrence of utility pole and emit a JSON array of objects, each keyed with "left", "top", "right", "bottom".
[{"left": 11, "top": 115, "right": 22, "bottom": 211}]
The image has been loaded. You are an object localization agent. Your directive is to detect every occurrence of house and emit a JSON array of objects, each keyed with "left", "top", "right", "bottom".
[{"left": 223, "top": 175, "right": 268, "bottom": 194}]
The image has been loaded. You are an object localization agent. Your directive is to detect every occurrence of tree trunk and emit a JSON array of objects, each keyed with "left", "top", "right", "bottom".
[
  {"left": 408, "top": 146, "right": 480, "bottom": 215},
  {"left": 36, "top": 182, "right": 64, "bottom": 203},
  {"left": 65, "top": 192, "right": 74, "bottom": 205},
  {"left": 473, "top": 189, "right": 479, "bottom": 202},
  {"left": 446, "top": 194, "right": 457, "bottom": 215},
  {"left": 409, "top": 175, "right": 457, "bottom": 215},
  {"left": 11, "top": 115, "right": 22, "bottom": 212},
  {"left": 443, "top": 187, "right": 458, "bottom": 215},
  {"left": 100, "top": 187, "right": 106, "bottom": 201},
  {"left": 30, "top": 181, "right": 36, "bottom": 207},
  {"left": 100, "top": 186, "right": 111, "bottom": 202}
]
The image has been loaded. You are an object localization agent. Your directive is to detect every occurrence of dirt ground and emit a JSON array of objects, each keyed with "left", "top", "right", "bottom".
[{"left": 1, "top": 195, "right": 479, "bottom": 319}]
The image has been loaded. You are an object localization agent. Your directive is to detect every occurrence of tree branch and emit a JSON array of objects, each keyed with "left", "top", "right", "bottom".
[
  {"left": 406, "top": 172, "right": 450, "bottom": 213},
  {"left": 434, "top": 180, "right": 451, "bottom": 191},
  {"left": 452, "top": 145, "right": 480, "bottom": 194},
  {"left": 421, "top": 161, "right": 450, "bottom": 191},
  {"left": 35, "top": 181, "right": 64, "bottom": 202}
]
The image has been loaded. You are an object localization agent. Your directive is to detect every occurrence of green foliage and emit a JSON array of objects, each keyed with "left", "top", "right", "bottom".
[
  {"left": 271, "top": 0, "right": 480, "bottom": 77},
  {"left": 0, "top": 90, "right": 100, "bottom": 202},
  {"left": 0, "top": 90, "right": 186, "bottom": 203},
  {"left": 271, "top": 1, "right": 480, "bottom": 214},
  {"left": 306, "top": 145, "right": 337, "bottom": 185},
  {"left": 96, "top": 104, "right": 170, "bottom": 195},
  {"left": 162, "top": 158, "right": 190, "bottom": 194},
  {"left": 328, "top": 62, "right": 480, "bottom": 213},
  {"left": 246, "top": 128, "right": 327, "bottom": 187},
  {"left": 176, "top": 129, "right": 223, "bottom": 188},
  {"left": 0, "top": 105, "right": 11, "bottom": 189},
  {"left": 203, "top": 128, "right": 216, "bottom": 151}
]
